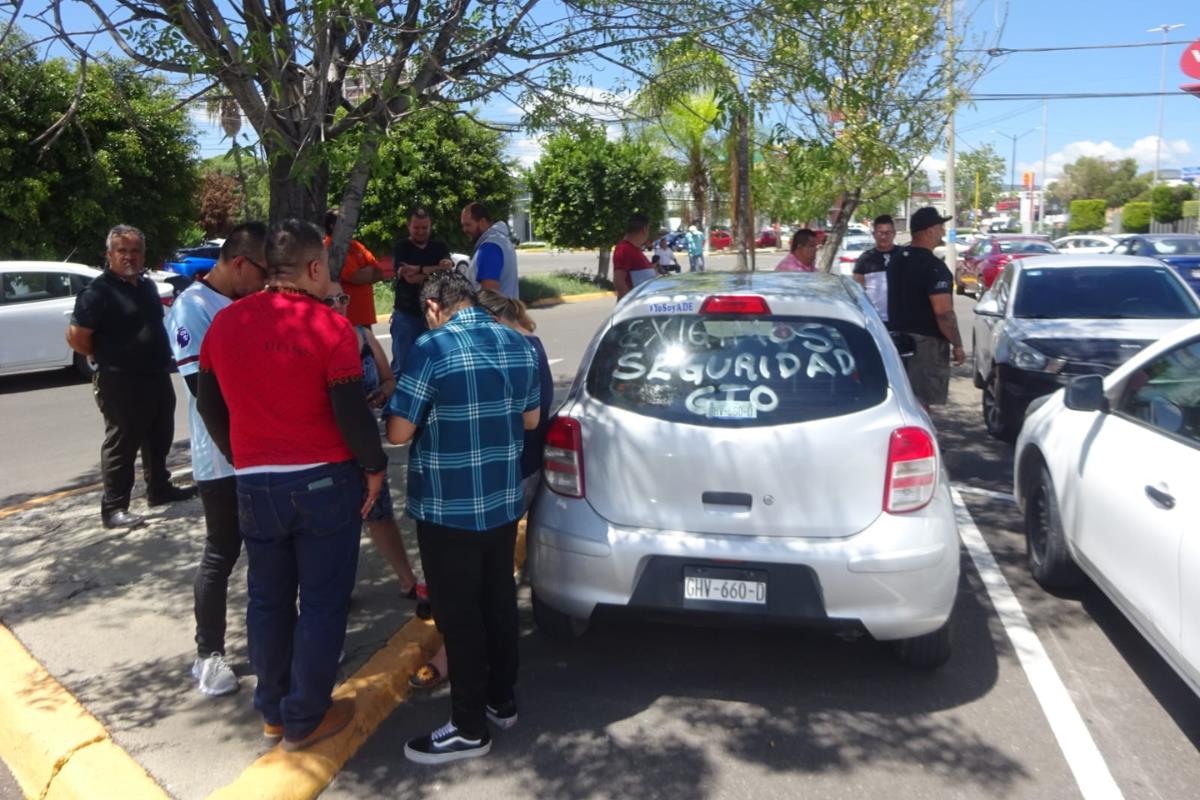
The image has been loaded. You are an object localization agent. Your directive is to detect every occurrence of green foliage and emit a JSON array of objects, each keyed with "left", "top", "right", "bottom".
[
  {"left": 328, "top": 109, "right": 516, "bottom": 254},
  {"left": 1122, "top": 202, "right": 1151, "bottom": 233},
  {"left": 1068, "top": 199, "right": 1106, "bottom": 233},
  {"left": 1151, "top": 184, "right": 1196, "bottom": 224},
  {"left": 197, "top": 172, "right": 243, "bottom": 238},
  {"left": 528, "top": 124, "right": 667, "bottom": 250},
  {"left": 518, "top": 272, "right": 614, "bottom": 304},
  {"left": 1183, "top": 199, "right": 1200, "bottom": 219},
  {"left": 0, "top": 43, "right": 198, "bottom": 265},
  {"left": 945, "top": 144, "right": 1005, "bottom": 213},
  {"left": 1049, "top": 157, "right": 1150, "bottom": 209}
]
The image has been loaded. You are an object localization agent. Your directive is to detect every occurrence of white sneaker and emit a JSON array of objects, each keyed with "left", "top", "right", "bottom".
[{"left": 191, "top": 652, "right": 239, "bottom": 697}]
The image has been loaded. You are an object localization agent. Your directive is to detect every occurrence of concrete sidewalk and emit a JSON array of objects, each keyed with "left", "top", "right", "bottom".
[{"left": 0, "top": 447, "right": 427, "bottom": 799}]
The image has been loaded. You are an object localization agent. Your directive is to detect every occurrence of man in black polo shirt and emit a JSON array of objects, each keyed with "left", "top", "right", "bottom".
[
  {"left": 67, "top": 224, "right": 196, "bottom": 528},
  {"left": 852, "top": 214, "right": 899, "bottom": 321},
  {"left": 887, "top": 208, "right": 966, "bottom": 408},
  {"left": 390, "top": 208, "right": 454, "bottom": 375}
]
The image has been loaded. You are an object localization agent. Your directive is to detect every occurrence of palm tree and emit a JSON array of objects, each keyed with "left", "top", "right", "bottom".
[{"left": 205, "top": 95, "right": 251, "bottom": 219}]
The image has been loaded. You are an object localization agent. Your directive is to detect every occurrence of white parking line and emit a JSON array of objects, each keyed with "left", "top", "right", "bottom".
[
  {"left": 952, "top": 483, "right": 1016, "bottom": 503},
  {"left": 951, "top": 487, "right": 1123, "bottom": 800}
]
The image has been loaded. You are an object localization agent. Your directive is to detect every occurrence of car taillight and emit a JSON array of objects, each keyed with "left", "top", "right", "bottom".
[
  {"left": 700, "top": 295, "right": 772, "bottom": 315},
  {"left": 544, "top": 417, "right": 584, "bottom": 498},
  {"left": 884, "top": 427, "right": 937, "bottom": 513},
  {"left": 160, "top": 295, "right": 174, "bottom": 307}
]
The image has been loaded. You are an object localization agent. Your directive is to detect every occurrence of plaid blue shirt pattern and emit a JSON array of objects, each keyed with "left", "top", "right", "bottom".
[{"left": 388, "top": 306, "right": 541, "bottom": 531}]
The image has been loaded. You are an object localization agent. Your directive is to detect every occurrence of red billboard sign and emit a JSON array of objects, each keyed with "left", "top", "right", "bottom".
[{"left": 1182, "top": 39, "right": 1200, "bottom": 80}]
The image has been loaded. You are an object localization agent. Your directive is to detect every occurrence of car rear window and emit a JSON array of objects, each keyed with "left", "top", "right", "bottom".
[
  {"left": 1147, "top": 238, "right": 1200, "bottom": 255},
  {"left": 586, "top": 314, "right": 888, "bottom": 427},
  {"left": 998, "top": 240, "right": 1055, "bottom": 254},
  {"left": 1013, "top": 267, "right": 1200, "bottom": 319}
]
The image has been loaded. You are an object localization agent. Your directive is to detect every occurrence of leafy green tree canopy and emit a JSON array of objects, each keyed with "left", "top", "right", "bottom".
[
  {"left": 1122, "top": 202, "right": 1151, "bottom": 233},
  {"left": 329, "top": 110, "right": 516, "bottom": 254},
  {"left": 529, "top": 124, "right": 667, "bottom": 275},
  {"left": 0, "top": 42, "right": 197, "bottom": 265},
  {"left": 1050, "top": 156, "right": 1150, "bottom": 210},
  {"left": 1068, "top": 199, "right": 1106, "bottom": 233},
  {"left": 1150, "top": 184, "right": 1196, "bottom": 224},
  {"left": 944, "top": 144, "right": 1005, "bottom": 213}
]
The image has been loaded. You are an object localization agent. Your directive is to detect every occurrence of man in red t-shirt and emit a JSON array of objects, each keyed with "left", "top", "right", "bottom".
[
  {"left": 324, "top": 209, "right": 383, "bottom": 326},
  {"left": 612, "top": 213, "right": 656, "bottom": 300},
  {"left": 197, "top": 219, "right": 386, "bottom": 752}
]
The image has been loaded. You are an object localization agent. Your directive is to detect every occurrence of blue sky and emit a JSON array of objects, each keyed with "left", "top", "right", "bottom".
[{"left": 942, "top": 0, "right": 1200, "bottom": 185}]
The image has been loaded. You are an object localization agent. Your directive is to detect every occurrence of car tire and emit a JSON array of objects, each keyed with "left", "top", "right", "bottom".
[
  {"left": 1024, "top": 465, "right": 1084, "bottom": 589},
  {"left": 982, "top": 374, "right": 1017, "bottom": 442},
  {"left": 72, "top": 352, "right": 96, "bottom": 380},
  {"left": 532, "top": 592, "right": 588, "bottom": 641},
  {"left": 892, "top": 617, "right": 953, "bottom": 669}
]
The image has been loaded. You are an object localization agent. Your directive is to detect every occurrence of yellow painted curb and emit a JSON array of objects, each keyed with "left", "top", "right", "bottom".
[
  {"left": 527, "top": 290, "right": 614, "bottom": 308},
  {"left": 0, "top": 485, "right": 101, "bottom": 520},
  {"left": 0, "top": 625, "right": 168, "bottom": 800},
  {"left": 208, "top": 520, "right": 529, "bottom": 800}
]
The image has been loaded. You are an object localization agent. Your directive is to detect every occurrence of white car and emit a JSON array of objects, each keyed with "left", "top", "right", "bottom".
[
  {"left": 832, "top": 235, "right": 873, "bottom": 275},
  {"left": 1015, "top": 318, "right": 1200, "bottom": 697},
  {"left": 1052, "top": 235, "right": 1121, "bottom": 255},
  {"left": 0, "top": 261, "right": 174, "bottom": 379}
]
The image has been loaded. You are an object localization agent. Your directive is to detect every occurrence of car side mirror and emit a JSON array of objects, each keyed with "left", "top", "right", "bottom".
[
  {"left": 890, "top": 332, "right": 916, "bottom": 360},
  {"left": 1064, "top": 375, "right": 1108, "bottom": 413},
  {"left": 974, "top": 296, "right": 1001, "bottom": 317}
]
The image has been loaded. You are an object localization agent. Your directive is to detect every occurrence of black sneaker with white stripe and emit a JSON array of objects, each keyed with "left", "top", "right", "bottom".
[
  {"left": 486, "top": 700, "right": 518, "bottom": 730},
  {"left": 404, "top": 721, "right": 492, "bottom": 764}
]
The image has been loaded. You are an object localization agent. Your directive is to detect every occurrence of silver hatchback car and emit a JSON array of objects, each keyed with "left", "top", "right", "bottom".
[{"left": 528, "top": 272, "right": 961, "bottom": 667}]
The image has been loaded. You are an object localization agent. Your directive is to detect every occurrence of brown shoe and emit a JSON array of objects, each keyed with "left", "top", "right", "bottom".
[
  {"left": 281, "top": 698, "right": 355, "bottom": 752},
  {"left": 263, "top": 722, "right": 283, "bottom": 740}
]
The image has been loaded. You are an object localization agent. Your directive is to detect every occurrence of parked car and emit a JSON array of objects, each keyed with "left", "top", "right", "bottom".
[
  {"left": 957, "top": 235, "right": 1058, "bottom": 298},
  {"left": 528, "top": 271, "right": 961, "bottom": 668},
  {"left": 1014, "top": 318, "right": 1200, "bottom": 697},
  {"left": 0, "top": 261, "right": 175, "bottom": 379},
  {"left": 709, "top": 227, "right": 733, "bottom": 250},
  {"left": 1109, "top": 234, "right": 1200, "bottom": 294},
  {"left": 755, "top": 228, "right": 781, "bottom": 249},
  {"left": 934, "top": 232, "right": 980, "bottom": 260},
  {"left": 1052, "top": 234, "right": 1122, "bottom": 254},
  {"left": 971, "top": 254, "right": 1200, "bottom": 441},
  {"left": 162, "top": 241, "right": 222, "bottom": 279},
  {"left": 833, "top": 235, "right": 874, "bottom": 276},
  {"left": 664, "top": 231, "right": 691, "bottom": 252},
  {"left": 846, "top": 222, "right": 871, "bottom": 236}
]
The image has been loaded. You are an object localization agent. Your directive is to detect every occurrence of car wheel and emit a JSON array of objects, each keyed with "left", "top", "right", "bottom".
[
  {"left": 532, "top": 592, "right": 588, "bottom": 640},
  {"left": 982, "top": 374, "right": 1017, "bottom": 442},
  {"left": 892, "top": 617, "right": 953, "bottom": 669},
  {"left": 72, "top": 352, "right": 96, "bottom": 380},
  {"left": 1024, "top": 465, "right": 1084, "bottom": 588}
]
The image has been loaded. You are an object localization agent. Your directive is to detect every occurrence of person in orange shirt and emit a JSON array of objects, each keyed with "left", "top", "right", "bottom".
[{"left": 324, "top": 209, "right": 384, "bottom": 327}]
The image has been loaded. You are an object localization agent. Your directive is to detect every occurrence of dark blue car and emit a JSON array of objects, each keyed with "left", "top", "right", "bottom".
[
  {"left": 163, "top": 243, "right": 221, "bottom": 279},
  {"left": 1111, "top": 234, "right": 1200, "bottom": 294}
]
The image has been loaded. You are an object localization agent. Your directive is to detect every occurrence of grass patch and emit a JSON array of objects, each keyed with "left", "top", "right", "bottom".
[{"left": 372, "top": 270, "right": 613, "bottom": 317}]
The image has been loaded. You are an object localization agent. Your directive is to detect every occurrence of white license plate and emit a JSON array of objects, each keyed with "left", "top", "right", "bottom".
[
  {"left": 683, "top": 576, "right": 767, "bottom": 605},
  {"left": 1191, "top": 269, "right": 1200, "bottom": 279}
]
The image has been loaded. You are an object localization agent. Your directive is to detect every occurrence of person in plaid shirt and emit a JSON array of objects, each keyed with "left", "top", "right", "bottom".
[{"left": 387, "top": 270, "right": 541, "bottom": 764}]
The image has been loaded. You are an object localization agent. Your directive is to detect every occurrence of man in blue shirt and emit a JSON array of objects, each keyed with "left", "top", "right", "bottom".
[
  {"left": 387, "top": 270, "right": 540, "bottom": 764},
  {"left": 461, "top": 201, "right": 519, "bottom": 298}
]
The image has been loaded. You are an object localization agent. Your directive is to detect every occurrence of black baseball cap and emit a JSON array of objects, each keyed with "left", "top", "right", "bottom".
[{"left": 910, "top": 206, "right": 953, "bottom": 234}]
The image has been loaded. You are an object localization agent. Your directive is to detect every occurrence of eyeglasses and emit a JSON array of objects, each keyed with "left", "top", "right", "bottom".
[
  {"left": 323, "top": 293, "right": 351, "bottom": 308},
  {"left": 242, "top": 256, "right": 269, "bottom": 277}
]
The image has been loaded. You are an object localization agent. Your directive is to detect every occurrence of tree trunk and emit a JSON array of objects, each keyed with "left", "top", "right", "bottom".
[
  {"left": 327, "top": 121, "right": 385, "bottom": 278},
  {"left": 735, "top": 106, "right": 752, "bottom": 272},
  {"left": 818, "top": 189, "right": 861, "bottom": 273},
  {"left": 597, "top": 247, "right": 611, "bottom": 280},
  {"left": 266, "top": 142, "right": 329, "bottom": 226}
]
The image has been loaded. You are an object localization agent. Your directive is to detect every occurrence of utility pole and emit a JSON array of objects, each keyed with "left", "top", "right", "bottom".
[
  {"left": 974, "top": 171, "right": 980, "bottom": 218},
  {"left": 944, "top": 0, "right": 957, "bottom": 273},
  {"left": 1039, "top": 99, "right": 1048, "bottom": 230},
  {"left": 1149, "top": 23, "right": 1185, "bottom": 185},
  {"left": 993, "top": 127, "right": 1038, "bottom": 195}
]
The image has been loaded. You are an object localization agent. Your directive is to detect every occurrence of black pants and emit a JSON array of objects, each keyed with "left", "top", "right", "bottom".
[
  {"left": 417, "top": 519, "right": 520, "bottom": 738},
  {"left": 194, "top": 476, "right": 242, "bottom": 657},
  {"left": 93, "top": 370, "right": 176, "bottom": 516}
]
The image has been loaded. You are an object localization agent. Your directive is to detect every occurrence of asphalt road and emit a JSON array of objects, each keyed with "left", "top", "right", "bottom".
[{"left": 2, "top": 283, "right": 1198, "bottom": 798}]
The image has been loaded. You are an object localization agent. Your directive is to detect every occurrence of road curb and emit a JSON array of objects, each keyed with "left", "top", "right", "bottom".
[
  {"left": 0, "top": 624, "right": 169, "bottom": 800},
  {"left": 207, "top": 520, "right": 528, "bottom": 800},
  {"left": 527, "top": 291, "right": 614, "bottom": 308}
]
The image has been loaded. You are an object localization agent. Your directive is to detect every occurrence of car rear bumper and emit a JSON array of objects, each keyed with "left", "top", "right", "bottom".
[{"left": 528, "top": 484, "right": 960, "bottom": 641}]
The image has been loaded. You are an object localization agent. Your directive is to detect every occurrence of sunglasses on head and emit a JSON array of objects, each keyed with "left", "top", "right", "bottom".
[{"left": 323, "top": 293, "right": 351, "bottom": 308}]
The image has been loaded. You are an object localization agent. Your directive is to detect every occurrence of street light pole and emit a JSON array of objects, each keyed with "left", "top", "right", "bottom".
[
  {"left": 993, "top": 128, "right": 1039, "bottom": 194},
  {"left": 1149, "top": 23, "right": 1185, "bottom": 186}
]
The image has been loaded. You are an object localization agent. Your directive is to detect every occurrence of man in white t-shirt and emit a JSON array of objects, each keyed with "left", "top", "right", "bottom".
[
  {"left": 166, "top": 222, "right": 269, "bottom": 697},
  {"left": 653, "top": 233, "right": 680, "bottom": 273}
]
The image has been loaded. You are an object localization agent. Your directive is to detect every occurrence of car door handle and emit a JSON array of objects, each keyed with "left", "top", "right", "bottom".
[
  {"left": 702, "top": 491, "right": 752, "bottom": 509},
  {"left": 1144, "top": 485, "right": 1175, "bottom": 510}
]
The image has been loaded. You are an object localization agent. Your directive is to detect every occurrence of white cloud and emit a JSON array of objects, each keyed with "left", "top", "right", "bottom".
[
  {"left": 1017, "top": 136, "right": 1194, "bottom": 182},
  {"left": 920, "top": 155, "right": 947, "bottom": 184},
  {"left": 507, "top": 133, "right": 547, "bottom": 168}
]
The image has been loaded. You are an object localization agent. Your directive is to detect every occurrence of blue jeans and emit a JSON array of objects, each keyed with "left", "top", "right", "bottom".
[
  {"left": 689, "top": 253, "right": 705, "bottom": 272},
  {"left": 236, "top": 461, "right": 363, "bottom": 739},
  {"left": 389, "top": 311, "right": 427, "bottom": 377}
]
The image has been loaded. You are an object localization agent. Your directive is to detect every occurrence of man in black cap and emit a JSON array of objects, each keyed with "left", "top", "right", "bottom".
[{"left": 886, "top": 207, "right": 965, "bottom": 408}]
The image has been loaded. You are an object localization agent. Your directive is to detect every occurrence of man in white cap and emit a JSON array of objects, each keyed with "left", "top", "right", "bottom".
[{"left": 686, "top": 225, "right": 705, "bottom": 272}]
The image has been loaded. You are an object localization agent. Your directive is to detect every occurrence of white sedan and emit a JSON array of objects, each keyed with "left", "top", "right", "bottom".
[
  {"left": 1052, "top": 234, "right": 1122, "bottom": 254},
  {"left": 0, "top": 261, "right": 174, "bottom": 379},
  {"left": 1014, "top": 318, "right": 1200, "bottom": 697}
]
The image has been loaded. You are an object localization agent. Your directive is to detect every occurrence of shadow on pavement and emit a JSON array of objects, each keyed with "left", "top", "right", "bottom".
[{"left": 0, "top": 368, "right": 88, "bottom": 395}]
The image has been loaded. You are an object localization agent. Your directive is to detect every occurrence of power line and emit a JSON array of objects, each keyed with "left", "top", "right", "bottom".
[
  {"left": 968, "top": 90, "right": 1200, "bottom": 101},
  {"left": 970, "top": 39, "right": 1194, "bottom": 56}
]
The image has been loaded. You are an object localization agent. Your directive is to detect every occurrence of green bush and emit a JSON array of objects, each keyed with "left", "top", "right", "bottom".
[
  {"left": 1068, "top": 199, "right": 1106, "bottom": 233},
  {"left": 1122, "top": 202, "right": 1152, "bottom": 233},
  {"left": 1183, "top": 200, "right": 1200, "bottom": 219}
]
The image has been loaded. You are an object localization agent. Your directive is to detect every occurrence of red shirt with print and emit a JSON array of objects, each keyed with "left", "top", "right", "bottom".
[{"left": 199, "top": 288, "right": 362, "bottom": 469}]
